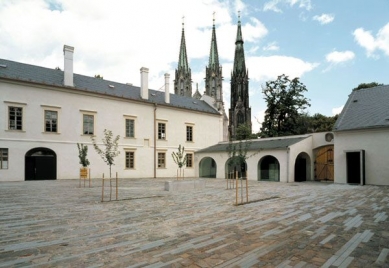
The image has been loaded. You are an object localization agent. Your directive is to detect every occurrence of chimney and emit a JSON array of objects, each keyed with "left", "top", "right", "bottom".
[
  {"left": 140, "top": 67, "right": 149, "bottom": 100},
  {"left": 164, "top": 73, "right": 170, "bottom": 104},
  {"left": 63, "top": 45, "right": 74, "bottom": 87}
]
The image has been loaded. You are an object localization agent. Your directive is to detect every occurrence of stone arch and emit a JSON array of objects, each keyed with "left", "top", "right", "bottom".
[
  {"left": 225, "top": 156, "right": 247, "bottom": 178},
  {"left": 25, "top": 147, "right": 57, "bottom": 181},
  {"left": 294, "top": 152, "right": 311, "bottom": 182},
  {"left": 258, "top": 155, "right": 280, "bottom": 181},
  {"left": 199, "top": 157, "right": 217, "bottom": 178}
]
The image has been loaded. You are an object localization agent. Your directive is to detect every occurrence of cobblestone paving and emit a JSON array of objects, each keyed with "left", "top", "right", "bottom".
[{"left": 0, "top": 178, "right": 389, "bottom": 267}]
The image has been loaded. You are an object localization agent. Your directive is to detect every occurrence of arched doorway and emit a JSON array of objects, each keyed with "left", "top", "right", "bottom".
[
  {"left": 225, "top": 157, "right": 247, "bottom": 178},
  {"left": 199, "top": 157, "right": 217, "bottom": 178},
  {"left": 258, "top": 156, "right": 280, "bottom": 181},
  {"left": 294, "top": 152, "right": 311, "bottom": 182},
  {"left": 25, "top": 148, "right": 57, "bottom": 181},
  {"left": 314, "top": 146, "right": 334, "bottom": 181}
]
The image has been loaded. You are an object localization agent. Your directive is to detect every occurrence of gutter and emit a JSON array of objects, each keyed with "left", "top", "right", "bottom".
[{"left": 154, "top": 103, "right": 157, "bottom": 178}]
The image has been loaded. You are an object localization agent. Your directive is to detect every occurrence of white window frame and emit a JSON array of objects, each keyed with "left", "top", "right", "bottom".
[
  {"left": 0, "top": 148, "right": 8, "bottom": 169},
  {"left": 42, "top": 105, "right": 61, "bottom": 134},
  {"left": 4, "top": 101, "right": 27, "bottom": 132},
  {"left": 80, "top": 110, "right": 97, "bottom": 136}
]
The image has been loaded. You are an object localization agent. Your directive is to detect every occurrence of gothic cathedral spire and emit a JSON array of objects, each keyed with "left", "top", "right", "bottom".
[
  {"left": 229, "top": 12, "right": 252, "bottom": 140},
  {"left": 174, "top": 17, "right": 192, "bottom": 97},
  {"left": 205, "top": 13, "right": 224, "bottom": 110}
]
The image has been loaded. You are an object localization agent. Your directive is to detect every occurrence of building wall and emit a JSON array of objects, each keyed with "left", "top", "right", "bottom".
[
  {"left": 334, "top": 128, "right": 389, "bottom": 185},
  {"left": 0, "top": 80, "right": 222, "bottom": 181}
]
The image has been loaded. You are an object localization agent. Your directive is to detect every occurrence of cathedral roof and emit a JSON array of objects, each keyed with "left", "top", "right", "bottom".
[
  {"left": 0, "top": 58, "right": 219, "bottom": 115},
  {"left": 232, "top": 14, "right": 246, "bottom": 74},
  {"left": 177, "top": 21, "right": 190, "bottom": 73},
  {"left": 208, "top": 17, "right": 219, "bottom": 68}
]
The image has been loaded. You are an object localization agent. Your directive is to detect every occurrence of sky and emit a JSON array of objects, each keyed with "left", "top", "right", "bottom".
[{"left": 1, "top": 0, "right": 388, "bottom": 133}]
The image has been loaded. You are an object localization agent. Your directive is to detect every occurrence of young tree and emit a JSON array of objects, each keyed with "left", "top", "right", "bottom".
[
  {"left": 77, "top": 143, "right": 90, "bottom": 167},
  {"left": 260, "top": 74, "right": 310, "bottom": 137},
  {"left": 171, "top": 145, "right": 187, "bottom": 178},
  {"left": 91, "top": 129, "right": 120, "bottom": 178}
]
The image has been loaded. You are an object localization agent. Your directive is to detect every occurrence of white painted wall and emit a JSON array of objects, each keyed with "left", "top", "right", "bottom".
[
  {"left": 0, "top": 80, "right": 222, "bottom": 181},
  {"left": 334, "top": 128, "right": 389, "bottom": 185}
]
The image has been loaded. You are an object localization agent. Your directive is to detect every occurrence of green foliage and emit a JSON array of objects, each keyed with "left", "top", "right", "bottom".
[
  {"left": 295, "top": 113, "right": 338, "bottom": 134},
  {"left": 352, "top": 82, "right": 383, "bottom": 91},
  {"left": 236, "top": 123, "right": 257, "bottom": 140},
  {"left": 171, "top": 145, "right": 187, "bottom": 169},
  {"left": 91, "top": 129, "right": 120, "bottom": 178},
  {"left": 260, "top": 74, "right": 311, "bottom": 137},
  {"left": 77, "top": 143, "right": 90, "bottom": 167},
  {"left": 94, "top": 74, "right": 103, "bottom": 79}
]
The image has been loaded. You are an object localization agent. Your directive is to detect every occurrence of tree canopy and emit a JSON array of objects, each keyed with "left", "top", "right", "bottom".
[
  {"left": 260, "top": 74, "right": 311, "bottom": 137},
  {"left": 352, "top": 82, "right": 383, "bottom": 91}
]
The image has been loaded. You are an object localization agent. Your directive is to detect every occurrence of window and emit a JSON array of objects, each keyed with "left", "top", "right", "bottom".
[
  {"left": 186, "top": 126, "right": 193, "bottom": 142},
  {"left": 0, "top": 149, "right": 8, "bottom": 169},
  {"left": 125, "top": 119, "right": 135, "bottom": 138},
  {"left": 158, "top": 123, "right": 166, "bottom": 140},
  {"left": 83, "top": 114, "right": 94, "bottom": 135},
  {"left": 9, "top": 107, "right": 22, "bottom": 130},
  {"left": 186, "top": 153, "right": 193, "bottom": 168},
  {"left": 45, "top": 110, "right": 58, "bottom": 132},
  {"left": 158, "top": 152, "right": 165, "bottom": 168},
  {"left": 125, "top": 151, "right": 135, "bottom": 169}
]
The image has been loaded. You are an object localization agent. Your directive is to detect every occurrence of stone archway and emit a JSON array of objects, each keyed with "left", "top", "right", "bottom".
[
  {"left": 258, "top": 155, "right": 280, "bottom": 181},
  {"left": 25, "top": 147, "right": 57, "bottom": 181},
  {"left": 199, "top": 157, "right": 217, "bottom": 178},
  {"left": 294, "top": 152, "right": 311, "bottom": 182},
  {"left": 225, "top": 157, "right": 247, "bottom": 178}
]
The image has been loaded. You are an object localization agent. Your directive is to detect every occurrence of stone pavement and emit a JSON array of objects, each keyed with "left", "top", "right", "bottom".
[{"left": 0, "top": 178, "right": 389, "bottom": 267}]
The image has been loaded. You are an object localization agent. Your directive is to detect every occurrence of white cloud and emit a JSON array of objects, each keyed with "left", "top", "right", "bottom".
[
  {"left": 263, "top": 0, "right": 312, "bottom": 12},
  {"left": 313, "top": 14, "right": 334, "bottom": 25},
  {"left": 332, "top": 105, "right": 343, "bottom": 115},
  {"left": 326, "top": 51, "right": 355, "bottom": 63},
  {"left": 353, "top": 23, "right": 389, "bottom": 58},
  {"left": 247, "top": 56, "right": 319, "bottom": 82},
  {"left": 263, "top": 42, "right": 280, "bottom": 51}
]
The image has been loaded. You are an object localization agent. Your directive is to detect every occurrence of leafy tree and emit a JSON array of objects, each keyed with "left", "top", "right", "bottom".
[
  {"left": 295, "top": 113, "right": 338, "bottom": 134},
  {"left": 171, "top": 145, "right": 187, "bottom": 178},
  {"left": 352, "top": 82, "right": 383, "bottom": 91},
  {"left": 226, "top": 124, "right": 252, "bottom": 178},
  {"left": 77, "top": 143, "right": 90, "bottom": 167},
  {"left": 94, "top": 74, "right": 104, "bottom": 79},
  {"left": 260, "top": 74, "right": 310, "bottom": 137},
  {"left": 91, "top": 129, "right": 120, "bottom": 178}
]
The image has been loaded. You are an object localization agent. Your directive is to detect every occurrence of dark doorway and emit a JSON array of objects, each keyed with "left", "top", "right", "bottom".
[
  {"left": 346, "top": 151, "right": 365, "bottom": 185},
  {"left": 25, "top": 148, "right": 57, "bottom": 180},
  {"left": 295, "top": 158, "right": 306, "bottom": 182},
  {"left": 258, "top": 156, "right": 280, "bottom": 181},
  {"left": 199, "top": 157, "right": 217, "bottom": 178},
  {"left": 226, "top": 157, "right": 247, "bottom": 179}
]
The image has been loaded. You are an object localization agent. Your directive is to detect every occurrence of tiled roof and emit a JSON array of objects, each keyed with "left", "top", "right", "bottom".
[
  {"left": 0, "top": 59, "right": 220, "bottom": 115},
  {"left": 196, "top": 136, "right": 308, "bottom": 153},
  {"left": 333, "top": 85, "right": 389, "bottom": 131}
]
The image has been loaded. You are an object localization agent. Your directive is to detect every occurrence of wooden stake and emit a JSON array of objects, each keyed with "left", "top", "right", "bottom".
[
  {"left": 246, "top": 177, "right": 248, "bottom": 203},
  {"left": 116, "top": 172, "right": 118, "bottom": 200},
  {"left": 235, "top": 171, "right": 238, "bottom": 205},
  {"left": 101, "top": 173, "right": 104, "bottom": 202}
]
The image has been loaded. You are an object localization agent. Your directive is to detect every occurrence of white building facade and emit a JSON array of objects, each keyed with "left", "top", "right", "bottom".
[{"left": 0, "top": 45, "right": 225, "bottom": 181}]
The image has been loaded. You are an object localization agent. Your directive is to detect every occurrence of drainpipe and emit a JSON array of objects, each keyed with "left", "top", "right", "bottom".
[
  {"left": 286, "top": 147, "right": 290, "bottom": 183},
  {"left": 154, "top": 103, "right": 157, "bottom": 178}
]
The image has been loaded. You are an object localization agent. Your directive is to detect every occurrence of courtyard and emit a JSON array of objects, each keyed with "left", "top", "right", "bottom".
[{"left": 0, "top": 178, "right": 388, "bottom": 267}]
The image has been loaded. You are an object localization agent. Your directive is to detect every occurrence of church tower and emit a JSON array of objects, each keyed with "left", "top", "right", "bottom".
[
  {"left": 229, "top": 13, "right": 251, "bottom": 140},
  {"left": 174, "top": 18, "right": 192, "bottom": 97},
  {"left": 205, "top": 14, "right": 223, "bottom": 110}
]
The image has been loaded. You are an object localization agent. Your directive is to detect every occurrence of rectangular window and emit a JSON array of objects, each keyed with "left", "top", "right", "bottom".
[
  {"left": 158, "top": 123, "right": 166, "bottom": 140},
  {"left": 0, "top": 149, "right": 8, "bottom": 169},
  {"left": 158, "top": 152, "right": 165, "bottom": 168},
  {"left": 45, "top": 110, "right": 58, "bottom": 132},
  {"left": 186, "top": 153, "right": 193, "bottom": 168},
  {"left": 125, "top": 151, "right": 135, "bottom": 169},
  {"left": 83, "top": 114, "right": 94, "bottom": 135},
  {"left": 186, "top": 126, "right": 193, "bottom": 142},
  {"left": 9, "top": 107, "right": 22, "bottom": 130},
  {"left": 125, "top": 119, "right": 135, "bottom": 138}
]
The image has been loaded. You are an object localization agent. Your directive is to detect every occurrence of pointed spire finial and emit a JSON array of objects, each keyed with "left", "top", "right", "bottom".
[
  {"left": 213, "top": 12, "right": 215, "bottom": 25},
  {"left": 182, "top": 16, "right": 185, "bottom": 29},
  {"left": 238, "top": 10, "right": 241, "bottom": 21}
]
